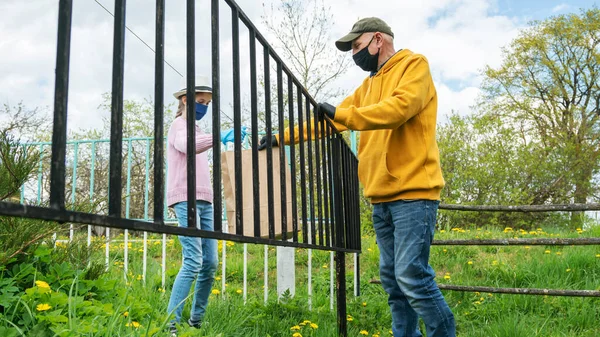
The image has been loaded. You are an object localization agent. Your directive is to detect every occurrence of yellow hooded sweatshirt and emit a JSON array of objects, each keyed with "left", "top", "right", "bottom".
[{"left": 277, "top": 49, "right": 444, "bottom": 204}]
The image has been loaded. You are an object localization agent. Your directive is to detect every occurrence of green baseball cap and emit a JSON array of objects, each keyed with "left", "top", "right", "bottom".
[{"left": 335, "top": 17, "right": 394, "bottom": 52}]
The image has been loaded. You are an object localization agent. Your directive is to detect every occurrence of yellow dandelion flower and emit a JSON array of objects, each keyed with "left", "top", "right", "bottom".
[
  {"left": 123, "top": 311, "right": 129, "bottom": 317},
  {"left": 503, "top": 227, "right": 513, "bottom": 232},
  {"left": 389, "top": 330, "right": 393, "bottom": 335},
  {"left": 36, "top": 303, "right": 51, "bottom": 311},
  {"left": 444, "top": 274, "right": 451, "bottom": 280},
  {"left": 373, "top": 334, "right": 380, "bottom": 337},
  {"left": 556, "top": 252, "right": 562, "bottom": 255},
  {"left": 35, "top": 281, "right": 50, "bottom": 289},
  {"left": 467, "top": 261, "right": 473, "bottom": 265},
  {"left": 215, "top": 276, "right": 222, "bottom": 281},
  {"left": 347, "top": 316, "right": 354, "bottom": 322},
  {"left": 440, "top": 229, "right": 446, "bottom": 233},
  {"left": 525, "top": 246, "right": 531, "bottom": 249},
  {"left": 236, "top": 289, "right": 243, "bottom": 294},
  {"left": 322, "top": 264, "right": 328, "bottom": 269},
  {"left": 544, "top": 250, "right": 551, "bottom": 254},
  {"left": 290, "top": 325, "right": 301, "bottom": 331},
  {"left": 126, "top": 321, "right": 141, "bottom": 328},
  {"left": 474, "top": 301, "right": 482, "bottom": 305},
  {"left": 443, "top": 249, "right": 447, "bottom": 253},
  {"left": 211, "top": 289, "right": 220, "bottom": 295},
  {"left": 596, "top": 254, "right": 600, "bottom": 258},
  {"left": 310, "top": 323, "right": 318, "bottom": 329},
  {"left": 360, "top": 330, "right": 369, "bottom": 335},
  {"left": 302, "top": 320, "right": 311, "bottom": 324},
  {"left": 566, "top": 269, "right": 571, "bottom": 272},
  {"left": 292, "top": 333, "right": 302, "bottom": 337},
  {"left": 362, "top": 302, "right": 367, "bottom": 307}
]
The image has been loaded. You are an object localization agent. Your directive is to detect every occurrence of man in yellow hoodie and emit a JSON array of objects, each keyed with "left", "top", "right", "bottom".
[{"left": 258, "top": 17, "right": 455, "bottom": 337}]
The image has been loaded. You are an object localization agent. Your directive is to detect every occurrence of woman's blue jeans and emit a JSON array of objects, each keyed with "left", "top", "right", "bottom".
[{"left": 167, "top": 201, "right": 218, "bottom": 324}]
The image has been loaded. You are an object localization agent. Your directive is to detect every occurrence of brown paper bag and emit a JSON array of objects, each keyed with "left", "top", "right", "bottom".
[{"left": 221, "top": 149, "right": 294, "bottom": 238}]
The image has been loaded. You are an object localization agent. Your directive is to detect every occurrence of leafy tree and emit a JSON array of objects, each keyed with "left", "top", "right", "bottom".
[
  {"left": 262, "top": 0, "right": 351, "bottom": 103},
  {"left": 478, "top": 8, "right": 600, "bottom": 227}
]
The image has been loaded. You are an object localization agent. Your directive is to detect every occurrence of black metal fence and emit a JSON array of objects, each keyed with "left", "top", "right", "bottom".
[{"left": 0, "top": 0, "right": 361, "bottom": 335}]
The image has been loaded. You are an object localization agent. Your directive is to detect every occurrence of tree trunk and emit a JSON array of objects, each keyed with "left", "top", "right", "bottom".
[{"left": 570, "top": 165, "right": 592, "bottom": 229}]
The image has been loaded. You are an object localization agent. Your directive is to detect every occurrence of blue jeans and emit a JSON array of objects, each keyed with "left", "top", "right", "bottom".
[
  {"left": 373, "top": 200, "right": 455, "bottom": 337},
  {"left": 167, "top": 201, "right": 218, "bottom": 324}
]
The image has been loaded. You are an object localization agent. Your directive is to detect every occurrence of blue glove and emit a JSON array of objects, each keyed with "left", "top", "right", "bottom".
[{"left": 221, "top": 126, "right": 248, "bottom": 145}]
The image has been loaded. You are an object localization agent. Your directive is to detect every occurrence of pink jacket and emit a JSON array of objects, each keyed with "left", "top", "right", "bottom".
[{"left": 166, "top": 117, "right": 213, "bottom": 207}]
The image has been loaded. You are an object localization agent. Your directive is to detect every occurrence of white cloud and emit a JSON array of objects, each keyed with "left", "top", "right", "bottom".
[
  {"left": 552, "top": 4, "right": 569, "bottom": 12},
  {"left": 0, "top": 0, "right": 525, "bottom": 137}
]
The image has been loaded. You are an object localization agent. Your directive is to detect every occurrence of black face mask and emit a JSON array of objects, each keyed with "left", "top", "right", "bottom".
[{"left": 352, "top": 36, "right": 380, "bottom": 72}]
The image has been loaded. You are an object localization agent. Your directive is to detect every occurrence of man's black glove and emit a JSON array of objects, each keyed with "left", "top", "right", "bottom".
[
  {"left": 257, "top": 135, "right": 278, "bottom": 151},
  {"left": 317, "top": 102, "right": 336, "bottom": 120}
]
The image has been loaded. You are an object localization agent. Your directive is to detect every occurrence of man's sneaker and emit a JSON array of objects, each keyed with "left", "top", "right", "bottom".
[{"left": 187, "top": 318, "right": 202, "bottom": 329}]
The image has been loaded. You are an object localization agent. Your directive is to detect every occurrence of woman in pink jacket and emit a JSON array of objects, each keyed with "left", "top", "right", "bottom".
[{"left": 166, "top": 75, "right": 218, "bottom": 335}]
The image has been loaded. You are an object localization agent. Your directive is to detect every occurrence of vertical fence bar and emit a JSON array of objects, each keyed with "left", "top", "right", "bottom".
[
  {"left": 162, "top": 233, "right": 166, "bottom": 289},
  {"left": 108, "top": 0, "right": 126, "bottom": 218},
  {"left": 312, "top": 107, "right": 323, "bottom": 246},
  {"left": 327, "top": 130, "right": 336, "bottom": 248},
  {"left": 143, "top": 140, "right": 150, "bottom": 282},
  {"left": 330, "top": 251, "right": 334, "bottom": 311},
  {"left": 221, "top": 240, "right": 227, "bottom": 295},
  {"left": 50, "top": 0, "right": 73, "bottom": 210},
  {"left": 105, "top": 228, "right": 110, "bottom": 270},
  {"left": 70, "top": 142, "right": 79, "bottom": 240},
  {"left": 264, "top": 245, "right": 268, "bottom": 304},
  {"left": 185, "top": 0, "right": 197, "bottom": 227},
  {"left": 249, "top": 29, "right": 261, "bottom": 238},
  {"left": 276, "top": 62, "right": 288, "bottom": 240},
  {"left": 88, "top": 141, "right": 96, "bottom": 247},
  {"left": 231, "top": 6, "right": 244, "bottom": 235},
  {"left": 324, "top": 126, "right": 332, "bottom": 247},
  {"left": 20, "top": 146, "right": 25, "bottom": 202},
  {"left": 37, "top": 145, "right": 44, "bottom": 205},
  {"left": 211, "top": 0, "right": 223, "bottom": 232},
  {"left": 264, "top": 47, "right": 275, "bottom": 239},
  {"left": 305, "top": 97, "right": 315, "bottom": 244},
  {"left": 332, "top": 136, "right": 348, "bottom": 337},
  {"left": 153, "top": 0, "right": 165, "bottom": 223},
  {"left": 297, "top": 88, "right": 308, "bottom": 243},
  {"left": 124, "top": 140, "right": 133, "bottom": 277},
  {"left": 288, "top": 77, "right": 298, "bottom": 242},
  {"left": 308, "top": 248, "right": 312, "bottom": 310},
  {"left": 243, "top": 243, "right": 248, "bottom": 304},
  {"left": 125, "top": 140, "right": 132, "bottom": 216}
]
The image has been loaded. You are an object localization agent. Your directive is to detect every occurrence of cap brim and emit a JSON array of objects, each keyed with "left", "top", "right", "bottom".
[
  {"left": 173, "top": 88, "right": 212, "bottom": 99},
  {"left": 335, "top": 32, "right": 362, "bottom": 52}
]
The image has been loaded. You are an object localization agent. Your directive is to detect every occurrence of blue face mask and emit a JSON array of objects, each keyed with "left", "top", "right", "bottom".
[{"left": 195, "top": 102, "right": 208, "bottom": 121}]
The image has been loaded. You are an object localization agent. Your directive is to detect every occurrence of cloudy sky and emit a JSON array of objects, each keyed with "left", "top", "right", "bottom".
[{"left": 0, "top": 0, "right": 597, "bottom": 136}]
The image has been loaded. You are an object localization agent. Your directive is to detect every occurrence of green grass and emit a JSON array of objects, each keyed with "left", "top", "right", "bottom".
[{"left": 2, "top": 224, "right": 600, "bottom": 336}]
